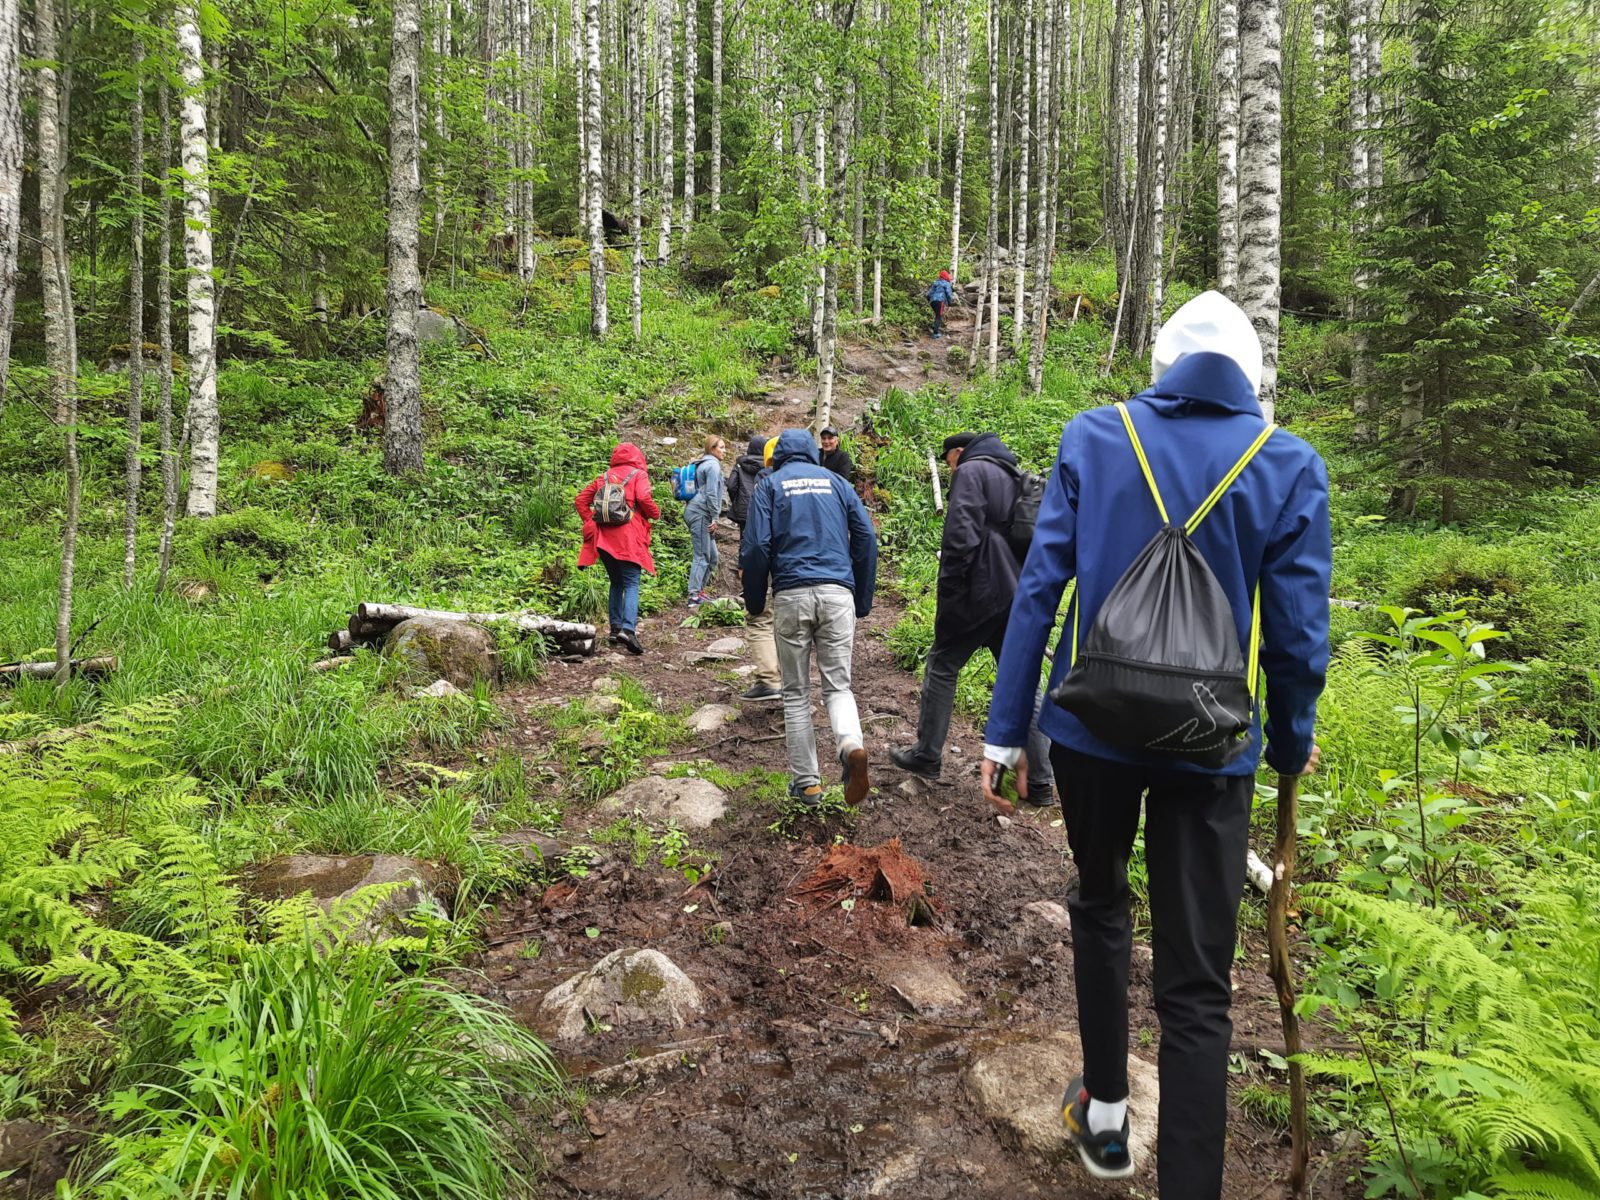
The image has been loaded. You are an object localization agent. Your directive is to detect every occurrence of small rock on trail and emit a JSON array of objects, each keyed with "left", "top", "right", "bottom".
[
  {"left": 965, "top": 1030, "right": 1159, "bottom": 1166},
  {"left": 538, "top": 948, "right": 703, "bottom": 1040},
  {"left": 605, "top": 774, "right": 729, "bottom": 828},
  {"left": 246, "top": 854, "right": 445, "bottom": 941},
  {"left": 686, "top": 702, "right": 738, "bottom": 733},
  {"left": 1022, "top": 899, "right": 1072, "bottom": 933},
  {"left": 879, "top": 955, "right": 967, "bottom": 1015}
]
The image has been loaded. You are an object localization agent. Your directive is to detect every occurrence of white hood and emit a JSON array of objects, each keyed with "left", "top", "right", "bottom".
[{"left": 1151, "top": 290, "right": 1263, "bottom": 396}]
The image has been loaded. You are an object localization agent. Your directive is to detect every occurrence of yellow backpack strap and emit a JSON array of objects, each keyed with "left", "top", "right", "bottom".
[
  {"left": 1116, "top": 402, "right": 1171, "bottom": 525},
  {"left": 1248, "top": 584, "right": 1263, "bottom": 700},
  {"left": 1185, "top": 424, "right": 1277, "bottom": 534}
]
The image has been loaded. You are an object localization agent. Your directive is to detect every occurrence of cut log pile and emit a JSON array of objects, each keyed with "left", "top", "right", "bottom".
[
  {"left": 0, "top": 656, "right": 118, "bottom": 683},
  {"left": 320, "top": 602, "right": 598, "bottom": 666}
]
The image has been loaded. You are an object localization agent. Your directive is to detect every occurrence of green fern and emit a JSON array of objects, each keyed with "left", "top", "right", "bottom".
[{"left": 1306, "top": 861, "right": 1600, "bottom": 1198}]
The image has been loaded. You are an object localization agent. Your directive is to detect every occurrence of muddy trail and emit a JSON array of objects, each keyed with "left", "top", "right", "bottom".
[{"left": 468, "top": 313, "right": 1330, "bottom": 1199}]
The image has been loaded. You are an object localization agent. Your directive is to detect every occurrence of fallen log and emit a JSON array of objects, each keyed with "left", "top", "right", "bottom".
[
  {"left": 354, "top": 603, "right": 596, "bottom": 640},
  {"left": 310, "top": 656, "right": 357, "bottom": 673},
  {"left": 0, "top": 656, "right": 118, "bottom": 683},
  {"left": 928, "top": 454, "right": 944, "bottom": 515},
  {"left": 328, "top": 628, "right": 356, "bottom": 653}
]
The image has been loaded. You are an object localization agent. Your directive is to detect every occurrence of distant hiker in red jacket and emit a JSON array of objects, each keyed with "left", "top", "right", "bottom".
[
  {"left": 576, "top": 443, "right": 660, "bottom": 656},
  {"left": 927, "top": 271, "right": 956, "bottom": 338}
]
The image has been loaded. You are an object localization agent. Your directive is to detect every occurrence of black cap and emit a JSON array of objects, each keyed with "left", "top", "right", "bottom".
[
  {"left": 942, "top": 432, "right": 978, "bottom": 456},
  {"left": 820, "top": 426, "right": 839, "bottom": 437}
]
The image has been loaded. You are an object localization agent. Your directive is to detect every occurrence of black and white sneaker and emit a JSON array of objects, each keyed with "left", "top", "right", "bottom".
[
  {"left": 739, "top": 682, "right": 783, "bottom": 702},
  {"left": 1061, "top": 1076, "right": 1134, "bottom": 1180}
]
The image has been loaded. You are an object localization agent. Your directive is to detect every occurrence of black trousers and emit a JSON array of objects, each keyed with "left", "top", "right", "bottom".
[
  {"left": 1049, "top": 744, "right": 1252, "bottom": 1200},
  {"left": 930, "top": 300, "right": 946, "bottom": 333}
]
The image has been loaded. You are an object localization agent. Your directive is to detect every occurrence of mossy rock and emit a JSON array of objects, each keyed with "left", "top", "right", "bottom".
[
  {"left": 758, "top": 285, "right": 782, "bottom": 300},
  {"left": 195, "top": 508, "right": 301, "bottom": 563},
  {"left": 246, "top": 460, "right": 295, "bottom": 484},
  {"left": 101, "top": 341, "right": 186, "bottom": 374},
  {"left": 382, "top": 615, "right": 501, "bottom": 689}
]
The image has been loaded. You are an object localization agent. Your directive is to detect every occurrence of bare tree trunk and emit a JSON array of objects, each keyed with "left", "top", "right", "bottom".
[
  {"left": 1027, "top": 0, "right": 1061, "bottom": 394},
  {"left": 656, "top": 0, "right": 674, "bottom": 262},
  {"left": 1013, "top": 0, "right": 1033, "bottom": 351},
  {"left": 631, "top": 0, "right": 644, "bottom": 340},
  {"left": 0, "top": 0, "right": 21, "bottom": 409},
  {"left": 681, "top": 0, "right": 696, "bottom": 241},
  {"left": 1215, "top": 0, "right": 1240, "bottom": 293},
  {"left": 176, "top": 0, "right": 218, "bottom": 515},
  {"left": 385, "top": 0, "right": 425, "bottom": 474},
  {"left": 871, "top": 0, "right": 886, "bottom": 324},
  {"left": 950, "top": 9, "right": 969, "bottom": 277},
  {"left": 124, "top": 36, "right": 146, "bottom": 589},
  {"left": 810, "top": 77, "right": 826, "bottom": 356},
  {"left": 1364, "top": 0, "right": 1381, "bottom": 190},
  {"left": 156, "top": 74, "right": 179, "bottom": 595},
  {"left": 709, "top": 0, "right": 722, "bottom": 213},
  {"left": 1148, "top": 0, "right": 1168, "bottom": 345},
  {"left": 37, "top": 0, "right": 78, "bottom": 681},
  {"left": 1237, "top": 0, "right": 1282, "bottom": 417},
  {"left": 574, "top": 0, "right": 589, "bottom": 235},
  {"left": 1311, "top": 0, "right": 1324, "bottom": 100},
  {"left": 585, "top": 0, "right": 608, "bottom": 336},
  {"left": 986, "top": 0, "right": 1000, "bottom": 372}
]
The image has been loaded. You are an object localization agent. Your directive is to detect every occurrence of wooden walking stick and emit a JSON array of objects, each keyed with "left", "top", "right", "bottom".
[{"left": 1267, "top": 772, "right": 1310, "bottom": 1195}]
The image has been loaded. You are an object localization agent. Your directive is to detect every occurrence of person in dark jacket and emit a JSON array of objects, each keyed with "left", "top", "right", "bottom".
[
  {"left": 817, "top": 427, "right": 856, "bottom": 483},
  {"left": 725, "top": 434, "right": 768, "bottom": 528},
  {"left": 979, "top": 291, "right": 1331, "bottom": 1198},
  {"left": 742, "top": 429, "right": 879, "bottom": 808},
  {"left": 575, "top": 442, "right": 660, "bottom": 656},
  {"left": 888, "top": 432, "right": 1054, "bottom": 805}
]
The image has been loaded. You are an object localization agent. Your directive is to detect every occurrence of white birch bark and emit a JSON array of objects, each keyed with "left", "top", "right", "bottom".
[
  {"left": 1311, "top": 0, "right": 1324, "bottom": 100},
  {"left": 1215, "top": 0, "right": 1240, "bottom": 294},
  {"left": 574, "top": 0, "right": 588, "bottom": 234},
  {"left": 1149, "top": 0, "right": 1169, "bottom": 345},
  {"left": 950, "top": 9, "right": 969, "bottom": 277},
  {"left": 656, "top": 0, "right": 674, "bottom": 262},
  {"left": 177, "top": 0, "right": 219, "bottom": 515},
  {"left": 871, "top": 0, "right": 886, "bottom": 323},
  {"left": 0, "top": 0, "right": 21, "bottom": 406},
  {"left": 156, "top": 75, "right": 179, "bottom": 593},
  {"left": 585, "top": 0, "right": 608, "bottom": 336},
  {"left": 124, "top": 36, "right": 145, "bottom": 589},
  {"left": 1348, "top": 0, "right": 1368, "bottom": 208},
  {"left": 384, "top": 0, "right": 425, "bottom": 474},
  {"left": 709, "top": 0, "right": 722, "bottom": 212},
  {"left": 1237, "top": 0, "right": 1282, "bottom": 416},
  {"left": 1028, "top": 0, "right": 1061, "bottom": 393},
  {"left": 811, "top": 65, "right": 827, "bottom": 357},
  {"left": 1013, "top": 0, "right": 1033, "bottom": 351},
  {"left": 37, "top": 0, "right": 78, "bottom": 679},
  {"left": 681, "top": 0, "right": 695, "bottom": 239},
  {"left": 1365, "top": 0, "right": 1382, "bottom": 190},
  {"left": 986, "top": 0, "right": 1000, "bottom": 372},
  {"left": 631, "top": 0, "right": 644, "bottom": 340}
]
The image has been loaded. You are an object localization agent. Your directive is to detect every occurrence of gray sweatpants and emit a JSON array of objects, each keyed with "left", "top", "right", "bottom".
[{"left": 773, "top": 583, "right": 864, "bottom": 788}]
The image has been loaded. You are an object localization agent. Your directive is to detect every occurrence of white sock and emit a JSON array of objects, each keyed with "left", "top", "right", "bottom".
[{"left": 1088, "top": 1097, "right": 1128, "bottom": 1135}]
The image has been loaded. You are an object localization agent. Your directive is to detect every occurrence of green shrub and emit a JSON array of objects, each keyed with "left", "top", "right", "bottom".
[
  {"left": 193, "top": 508, "right": 303, "bottom": 565},
  {"left": 78, "top": 940, "right": 562, "bottom": 1200}
]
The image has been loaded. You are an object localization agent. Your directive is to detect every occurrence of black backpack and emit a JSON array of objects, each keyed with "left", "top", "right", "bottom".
[
  {"left": 1048, "top": 402, "right": 1276, "bottom": 769},
  {"left": 971, "top": 456, "right": 1048, "bottom": 556}
]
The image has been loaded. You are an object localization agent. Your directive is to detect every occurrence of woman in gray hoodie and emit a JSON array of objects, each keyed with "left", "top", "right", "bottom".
[{"left": 685, "top": 434, "right": 727, "bottom": 605}]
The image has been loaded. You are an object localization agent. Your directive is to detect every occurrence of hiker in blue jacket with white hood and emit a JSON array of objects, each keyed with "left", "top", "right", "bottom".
[{"left": 979, "top": 291, "right": 1331, "bottom": 1198}]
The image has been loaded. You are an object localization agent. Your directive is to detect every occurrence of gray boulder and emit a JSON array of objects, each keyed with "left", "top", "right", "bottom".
[
  {"left": 686, "top": 703, "right": 738, "bottom": 734},
  {"left": 417, "top": 308, "right": 470, "bottom": 346},
  {"left": 538, "top": 948, "right": 703, "bottom": 1040},
  {"left": 965, "top": 1030, "right": 1159, "bottom": 1165},
  {"left": 605, "top": 775, "right": 729, "bottom": 829},
  {"left": 383, "top": 615, "right": 500, "bottom": 688},
  {"left": 247, "top": 854, "right": 446, "bottom": 942}
]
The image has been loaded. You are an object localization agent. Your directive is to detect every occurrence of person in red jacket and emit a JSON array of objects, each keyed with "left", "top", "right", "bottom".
[{"left": 575, "top": 443, "right": 660, "bottom": 656}]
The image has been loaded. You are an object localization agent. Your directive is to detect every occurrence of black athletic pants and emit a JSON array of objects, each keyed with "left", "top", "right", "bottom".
[
  {"left": 1049, "top": 744, "right": 1253, "bottom": 1200},
  {"left": 930, "top": 300, "right": 946, "bottom": 334}
]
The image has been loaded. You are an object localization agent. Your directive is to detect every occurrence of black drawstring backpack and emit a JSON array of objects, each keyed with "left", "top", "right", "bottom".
[{"left": 1049, "top": 401, "right": 1275, "bottom": 769}]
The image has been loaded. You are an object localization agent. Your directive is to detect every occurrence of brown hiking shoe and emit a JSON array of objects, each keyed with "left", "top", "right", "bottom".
[{"left": 841, "top": 747, "right": 870, "bottom": 805}]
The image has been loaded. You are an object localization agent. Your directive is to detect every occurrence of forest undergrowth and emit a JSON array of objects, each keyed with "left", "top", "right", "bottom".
[{"left": 3, "top": 254, "right": 1600, "bottom": 1199}]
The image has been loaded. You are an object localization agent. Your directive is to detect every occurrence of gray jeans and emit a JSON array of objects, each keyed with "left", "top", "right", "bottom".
[{"left": 773, "top": 584, "right": 864, "bottom": 787}]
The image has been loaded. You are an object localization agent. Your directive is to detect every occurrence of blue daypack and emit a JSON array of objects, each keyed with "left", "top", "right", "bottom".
[{"left": 671, "top": 458, "right": 708, "bottom": 503}]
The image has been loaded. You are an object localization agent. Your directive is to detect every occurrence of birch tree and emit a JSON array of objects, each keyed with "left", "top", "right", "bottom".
[
  {"left": 631, "top": 0, "right": 644, "bottom": 340},
  {"left": 1013, "top": 0, "right": 1033, "bottom": 351},
  {"left": 1148, "top": 0, "right": 1169, "bottom": 344},
  {"left": 0, "top": 0, "right": 20, "bottom": 406},
  {"left": 1237, "top": 0, "right": 1282, "bottom": 416},
  {"left": 384, "top": 0, "right": 425, "bottom": 474},
  {"left": 682, "top": 0, "right": 696, "bottom": 239},
  {"left": 125, "top": 37, "right": 146, "bottom": 588},
  {"left": 950, "top": 8, "right": 969, "bottom": 277},
  {"left": 574, "top": 0, "right": 589, "bottom": 234},
  {"left": 156, "top": 76, "right": 179, "bottom": 594},
  {"left": 710, "top": 0, "right": 723, "bottom": 212},
  {"left": 985, "top": 0, "right": 1000, "bottom": 371},
  {"left": 177, "top": 0, "right": 219, "bottom": 515},
  {"left": 656, "top": 0, "right": 675, "bottom": 262},
  {"left": 37, "top": 0, "right": 79, "bottom": 680},
  {"left": 585, "top": 0, "right": 608, "bottom": 336},
  {"left": 1215, "top": 0, "right": 1241, "bottom": 293}
]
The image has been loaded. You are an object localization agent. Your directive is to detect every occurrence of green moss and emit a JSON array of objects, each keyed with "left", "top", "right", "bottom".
[{"left": 619, "top": 961, "right": 666, "bottom": 1001}]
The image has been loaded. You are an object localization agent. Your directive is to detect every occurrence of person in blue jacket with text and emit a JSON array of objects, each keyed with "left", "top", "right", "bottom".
[
  {"left": 979, "top": 292, "right": 1331, "bottom": 1198},
  {"left": 741, "top": 429, "right": 879, "bottom": 809}
]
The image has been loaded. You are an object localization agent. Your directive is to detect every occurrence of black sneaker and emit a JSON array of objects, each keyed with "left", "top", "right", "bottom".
[
  {"left": 1018, "top": 780, "right": 1057, "bottom": 809},
  {"left": 739, "top": 682, "right": 783, "bottom": 702},
  {"left": 1061, "top": 1076, "right": 1134, "bottom": 1180},
  {"left": 888, "top": 745, "right": 941, "bottom": 781},
  {"left": 616, "top": 629, "right": 644, "bottom": 656},
  {"left": 607, "top": 630, "right": 623, "bottom": 645}
]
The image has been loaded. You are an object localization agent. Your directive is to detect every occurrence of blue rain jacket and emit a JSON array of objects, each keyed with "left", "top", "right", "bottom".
[
  {"left": 985, "top": 351, "right": 1332, "bottom": 776},
  {"left": 741, "top": 430, "right": 879, "bottom": 618}
]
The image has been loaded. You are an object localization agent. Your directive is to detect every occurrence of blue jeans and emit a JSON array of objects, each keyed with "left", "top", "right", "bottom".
[
  {"left": 598, "top": 550, "right": 640, "bottom": 633},
  {"left": 686, "top": 510, "right": 718, "bottom": 596}
]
